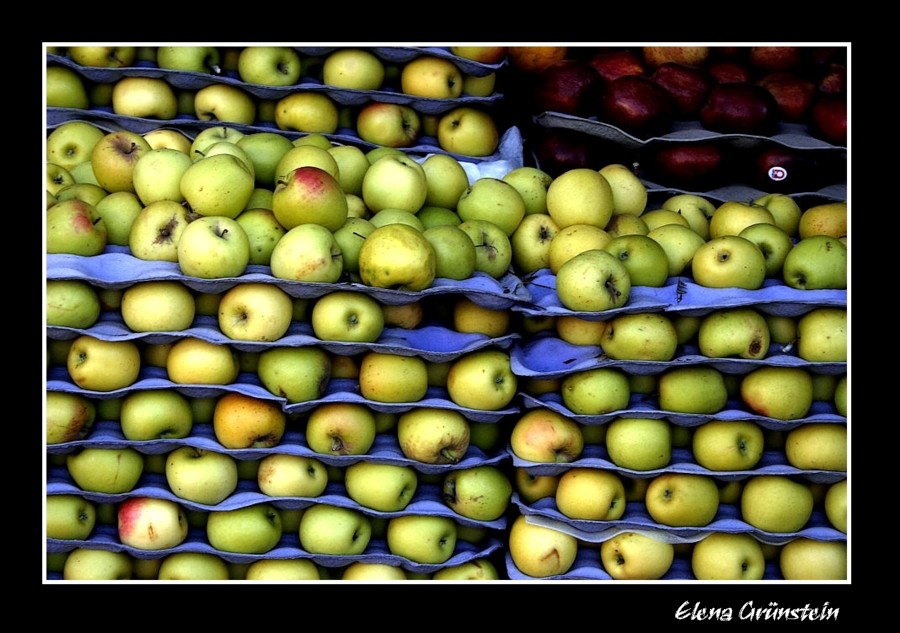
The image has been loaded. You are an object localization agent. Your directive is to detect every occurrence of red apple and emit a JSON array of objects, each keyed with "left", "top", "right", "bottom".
[
  {"left": 816, "top": 63, "right": 847, "bottom": 96},
  {"left": 599, "top": 74, "right": 675, "bottom": 138},
  {"left": 532, "top": 128, "right": 594, "bottom": 177},
  {"left": 531, "top": 59, "right": 602, "bottom": 117},
  {"left": 699, "top": 82, "right": 780, "bottom": 136},
  {"left": 748, "top": 46, "right": 803, "bottom": 72},
  {"left": 651, "top": 62, "right": 715, "bottom": 119},
  {"left": 646, "top": 142, "right": 728, "bottom": 190},
  {"left": 706, "top": 61, "right": 753, "bottom": 84},
  {"left": 758, "top": 72, "right": 818, "bottom": 123},
  {"left": 642, "top": 46, "right": 709, "bottom": 69},
  {"left": 808, "top": 94, "right": 847, "bottom": 146},
  {"left": 588, "top": 49, "right": 646, "bottom": 82},
  {"left": 748, "top": 144, "right": 819, "bottom": 193}
]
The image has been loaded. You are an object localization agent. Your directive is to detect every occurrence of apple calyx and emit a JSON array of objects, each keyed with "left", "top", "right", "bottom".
[{"left": 329, "top": 435, "right": 352, "bottom": 455}]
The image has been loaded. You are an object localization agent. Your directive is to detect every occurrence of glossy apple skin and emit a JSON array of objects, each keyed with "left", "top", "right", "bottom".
[
  {"left": 531, "top": 59, "right": 602, "bottom": 117},
  {"left": 599, "top": 75, "right": 675, "bottom": 139},
  {"left": 650, "top": 62, "right": 715, "bottom": 119},
  {"left": 758, "top": 72, "right": 817, "bottom": 123},
  {"left": 808, "top": 94, "right": 847, "bottom": 146},
  {"left": 588, "top": 49, "right": 647, "bottom": 82},
  {"left": 645, "top": 142, "right": 730, "bottom": 190},
  {"left": 699, "top": 82, "right": 780, "bottom": 136}
]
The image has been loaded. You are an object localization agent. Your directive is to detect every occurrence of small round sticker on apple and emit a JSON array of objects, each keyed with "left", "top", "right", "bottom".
[{"left": 767, "top": 166, "right": 788, "bottom": 182}]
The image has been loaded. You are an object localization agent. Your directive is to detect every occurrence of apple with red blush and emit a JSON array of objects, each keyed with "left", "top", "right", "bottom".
[
  {"left": 699, "top": 82, "right": 780, "bottom": 136},
  {"left": 588, "top": 48, "right": 646, "bottom": 82},
  {"left": 758, "top": 72, "right": 818, "bottom": 123},
  {"left": 651, "top": 62, "right": 715, "bottom": 119}
]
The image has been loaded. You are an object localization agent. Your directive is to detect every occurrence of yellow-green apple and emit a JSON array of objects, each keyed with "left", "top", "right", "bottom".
[
  {"left": 639, "top": 208, "right": 690, "bottom": 230},
  {"left": 740, "top": 366, "right": 813, "bottom": 420},
  {"left": 546, "top": 167, "right": 614, "bottom": 229},
  {"left": 555, "top": 248, "right": 631, "bottom": 311},
  {"left": 600, "top": 531, "right": 674, "bottom": 580},
  {"left": 598, "top": 163, "right": 648, "bottom": 216},
  {"left": 111, "top": 76, "right": 178, "bottom": 120},
  {"left": 358, "top": 351, "right": 428, "bottom": 402},
  {"left": 437, "top": 106, "right": 499, "bottom": 157},
  {"left": 299, "top": 503, "right": 372, "bottom": 555},
  {"left": 692, "top": 419, "right": 765, "bottom": 471},
  {"left": 68, "top": 45, "right": 135, "bottom": 67},
  {"left": 401, "top": 55, "right": 464, "bottom": 98},
  {"left": 293, "top": 133, "right": 334, "bottom": 149},
  {"left": 418, "top": 205, "right": 461, "bottom": 228},
  {"left": 510, "top": 213, "right": 560, "bottom": 275},
  {"left": 691, "top": 235, "right": 767, "bottom": 290},
  {"left": 600, "top": 312, "right": 678, "bottom": 361},
  {"left": 322, "top": 48, "right": 385, "bottom": 90},
  {"left": 643, "top": 45, "right": 709, "bottom": 68},
  {"left": 515, "top": 468, "right": 560, "bottom": 503},
  {"left": 197, "top": 141, "right": 256, "bottom": 178},
  {"left": 119, "top": 389, "right": 193, "bottom": 440},
  {"left": 369, "top": 208, "right": 424, "bottom": 230},
  {"left": 66, "top": 335, "right": 140, "bottom": 392},
  {"left": 46, "top": 162, "right": 76, "bottom": 197},
  {"left": 120, "top": 280, "right": 195, "bottom": 332},
  {"left": 779, "top": 538, "right": 846, "bottom": 580},
  {"left": 269, "top": 222, "right": 344, "bottom": 283},
  {"left": 45, "top": 391, "right": 95, "bottom": 445},
  {"left": 740, "top": 475, "right": 814, "bottom": 533},
  {"left": 605, "top": 417, "right": 672, "bottom": 470},
  {"left": 275, "top": 91, "right": 339, "bottom": 133},
  {"left": 176, "top": 215, "right": 251, "bottom": 279},
  {"left": 432, "top": 558, "right": 499, "bottom": 580},
  {"left": 508, "top": 514, "right": 578, "bottom": 578},
  {"left": 450, "top": 46, "right": 507, "bottom": 64},
  {"left": 118, "top": 496, "right": 189, "bottom": 550},
  {"left": 46, "top": 494, "right": 96, "bottom": 540},
  {"left": 785, "top": 423, "right": 846, "bottom": 471},
  {"left": 165, "top": 446, "right": 239, "bottom": 505},
  {"left": 698, "top": 307, "right": 771, "bottom": 360},
  {"left": 63, "top": 548, "right": 132, "bottom": 581},
  {"left": 257, "top": 453, "right": 328, "bottom": 498},
  {"left": 180, "top": 153, "right": 255, "bottom": 219},
  {"left": 46, "top": 279, "right": 100, "bottom": 329},
  {"left": 143, "top": 127, "right": 192, "bottom": 154},
  {"left": 235, "top": 208, "right": 286, "bottom": 265},
  {"left": 358, "top": 223, "right": 435, "bottom": 290},
  {"left": 46, "top": 121, "right": 106, "bottom": 172},
  {"left": 661, "top": 193, "right": 715, "bottom": 238},
  {"left": 332, "top": 216, "right": 375, "bottom": 277},
  {"left": 753, "top": 192, "right": 802, "bottom": 236},
  {"left": 796, "top": 307, "right": 847, "bottom": 362},
  {"left": 212, "top": 392, "right": 286, "bottom": 449},
  {"left": 646, "top": 472, "right": 720, "bottom": 527},
  {"left": 361, "top": 153, "right": 428, "bottom": 214},
  {"left": 555, "top": 315, "right": 606, "bottom": 346},
  {"left": 217, "top": 282, "right": 293, "bottom": 342},
  {"left": 237, "top": 45, "right": 302, "bottom": 86},
  {"left": 46, "top": 64, "right": 89, "bottom": 108},
  {"left": 603, "top": 233, "right": 670, "bottom": 287},
  {"left": 157, "top": 552, "right": 230, "bottom": 580},
  {"left": 344, "top": 461, "right": 418, "bottom": 512},
  {"left": 386, "top": 514, "right": 457, "bottom": 564},
  {"left": 658, "top": 366, "right": 727, "bottom": 414},
  {"left": 89, "top": 130, "right": 152, "bottom": 194},
  {"left": 446, "top": 349, "right": 517, "bottom": 411},
  {"left": 256, "top": 346, "right": 332, "bottom": 404},
  {"left": 824, "top": 479, "right": 847, "bottom": 533},
  {"left": 356, "top": 102, "right": 421, "bottom": 147},
  {"left": 396, "top": 407, "right": 470, "bottom": 464},
  {"left": 709, "top": 200, "right": 775, "bottom": 238},
  {"left": 128, "top": 199, "right": 192, "bottom": 261},
  {"left": 189, "top": 126, "right": 245, "bottom": 160},
  {"left": 834, "top": 375, "right": 847, "bottom": 416},
  {"left": 423, "top": 224, "right": 478, "bottom": 280},
  {"left": 798, "top": 201, "right": 847, "bottom": 239},
  {"left": 245, "top": 558, "right": 321, "bottom": 581},
  {"left": 691, "top": 532, "right": 766, "bottom": 580},
  {"left": 561, "top": 366, "right": 630, "bottom": 415},
  {"left": 235, "top": 131, "right": 294, "bottom": 188},
  {"left": 131, "top": 147, "right": 192, "bottom": 206},
  {"left": 457, "top": 177, "right": 526, "bottom": 236},
  {"left": 738, "top": 222, "right": 794, "bottom": 277},
  {"left": 782, "top": 235, "right": 847, "bottom": 289},
  {"left": 452, "top": 297, "right": 510, "bottom": 337},
  {"left": 67, "top": 446, "right": 144, "bottom": 493},
  {"left": 442, "top": 465, "right": 513, "bottom": 521},
  {"left": 555, "top": 467, "right": 626, "bottom": 520},
  {"left": 156, "top": 45, "right": 221, "bottom": 73},
  {"left": 421, "top": 152, "right": 469, "bottom": 210},
  {"left": 193, "top": 83, "right": 256, "bottom": 124},
  {"left": 457, "top": 219, "right": 513, "bottom": 279},
  {"left": 206, "top": 503, "right": 283, "bottom": 554},
  {"left": 547, "top": 223, "right": 612, "bottom": 273},
  {"left": 55, "top": 182, "right": 107, "bottom": 207},
  {"left": 311, "top": 291, "right": 385, "bottom": 343},
  {"left": 305, "top": 402, "right": 377, "bottom": 456},
  {"left": 646, "top": 223, "right": 706, "bottom": 277},
  {"left": 272, "top": 165, "right": 347, "bottom": 231},
  {"left": 165, "top": 336, "right": 239, "bottom": 385},
  {"left": 341, "top": 562, "right": 407, "bottom": 580},
  {"left": 510, "top": 408, "right": 584, "bottom": 463},
  {"left": 503, "top": 166, "right": 553, "bottom": 216}
]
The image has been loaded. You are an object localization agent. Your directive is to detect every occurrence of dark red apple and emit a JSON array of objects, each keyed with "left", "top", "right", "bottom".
[
  {"left": 650, "top": 62, "right": 715, "bottom": 119},
  {"left": 588, "top": 49, "right": 646, "bottom": 82},
  {"left": 699, "top": 82, "right": 780, "bottom": 136},
  {"left": 748, "top": 46, "right": 803, "bottom": 72},
  {"left": 808, "top": 94, "right": 847, "bottom": 146},
  {"left": 748, "top": 144, "right": 819, "bottom": 193},
  {"left": 598, "top": 74, "right": 675, "bottom": 138},
  {"left": 531, "top": 59, "right": 602, "bottom": 117},
  {"left": 644, "top": 142, "right": 731, "bottom": 190},
  {"left": 707, "top": 61, "right": 753, "bottom": 84},
  {"left": 758, "top": 72, "right": 818, "bottom": 123},
  {"left": 816, "top": 63, "right": 847, "bottom": 95},
  {"left": 532, "top": 128, "right": 594, "bottom": 176}
]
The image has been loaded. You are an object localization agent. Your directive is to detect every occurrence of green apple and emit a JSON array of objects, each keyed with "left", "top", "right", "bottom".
[
  {"left": 63, "top": 548, "right": 132, "bottom": 580},
  {"left": 46, "top": 162, "right": 76, "bottom": 196},
  {"left": 198, "top": 141, "right": 256, "bottom": 179},
  {"left": 691, "top": 532, "right": 766, "bottom": 580},
  {"left": 442, "top": 465, "right": 512, "bottom": 521},
  {"left": 691, "top": 235, "right": 767, "bottom": 290},
  {"left": 180, "top": 153, "right": 255, "bottom": 219},
  {"left": 782, "top": 235, "right": 847, "bottom": 289},
  {"left": 128, "top": 199, "right": 192, "bottom": 261},
  {"left": 834, "top": 374, "right": 847, "bottom": 416},
  {"left": 332, "top": 216, "right": 375, "bottom": 277},
  {"left": 189, "top": 126, "right": 245, "bottom": 160},
  {"left": 46, "top": 494, "right": 96, "bottom": 540},
  {"left": 66, "top": 335, "right": 141, "bottom": 392},
  {"left": 640, "top": 209, "right": 688, "bottom": 232},
  {"left": 740, "top": 475, "right": 814, "bottom": 533},
  {"left": 766, "top": 314, "right": 798, "bottom": 347},
  {"left": 401, "top": 55, "right": 464, "bottom": 98},
  {"left": 237, "top": 46, "right": 302, "bottom": 86},
  {"left": 508, "top": 514, "right": 578, "bottom": 578},
  {"left": 645, "top": 222, "right": 706, "bottom": 277},
  {"left": 600, "top": 531, "right": 674, "bottom": 580},
  {"left": 509, "top": 408, "right": 584, "bottom": 463},
  {"left": 421, "top": 152, "right": 470, "bottom": 210},
  {"left": 396, "top": 407, "right": 470, "bottom": 464},
  {"left": 515, "top": 467, "right": 560, "bottom": 503},
  {"left": 118, "top": 496, "right": 189, "bottom": 550},
  {"left": 646, "top": 472, "right": 720, "bottom": 527},
  {"left": 598, "top": 163, "right": 648, "bottom": 216},
  {"left": 234, "top": 208, "right": 286, "bottom": 265},
  {"left": 89, "top": 130, "right": 152, "bottom": 194},
  {"left": 176, "top": 215, "right": 250, "bottom": 279},
  {"left": 92, "top": 191, "right": 140, "bottom": 246},
  {"left": 46, "top": 121, "right": 106, "bottom": 172},
  {"left": 738, "top": 222, "right": 794, "bottom": 278},
  {"left": 709, "top": 200, "right": 776, "bottom": 238},
  {"left": 386, "top": 514, "right": 457, "bottom": 564},
  {"left": 784, "top": 423, "right": 846, "bottom": 471},
  {"left": 796, "top": 307, "right": 847, "bottom": 361},
  {"left": 235, "top": 131, "right": 294, "bottom": 188},
  {"left": 166, "top": 336, "right": 240, "bottom": 386},
  {"left": 358, "top": 223, "right": 435, "bottom": 291},
  {"left": 698, "top": 307, "right": 771, "bottom": 360},
  {"left": 206, "top": 503, "right": 283, "bottom": 554},
  {"left": 111, "top": 76, "right": 178, "bottom": 120},
  {"left": 436, "top": 106, "right": 499, "bottom": 157},
  {"left": 422, "top": 224, "right": 477, "bottom": 280},
  {"left": 69, "top": 46, "right": 135, "bottom": 67},
  {"left": 555, "top": 467, "right": 626, "bottom": 520},
  {"left": 344, "top": 461, "right": 418, "bottom": 512},
  {"left": 305, "top": 402, "right": 377, "bottom": 456},
  {"left": 46, "top": 279, "right": 100, "bottom": 328},
  {"left": 753, "top": 192, "right": 802, "bottom": 237},
  {"left": 824, "top": 479, "right": 847, "bottom": 533},
  {"left": 692, "top": 419, "right": 765, "bottom": 471},
  {"left": 298, "top": 503, "right": 372, "bottom": 555},
  {"left": 605, "top": 417, "right": 672, "bottom": 471},
  {"left": 165, "top": 446, "right": 239, "bottom": 505},
  {"left": 270, "top": 222, "right": 344, "bottom": 283},
  {"left": 446, "top": 349, "right": 517, "bottom": 411},
  {"left": 546, "top": 167, "right": 614, "bottom": 229},
  {"left": 256, "top": 345, "right": 331, "bottom": 404},
  {"left": 740, "top": 366, "right": 813, "bottom": 420},
  {"left": 311, "top": 290, "right": 385, "bottom": 343},
  {"left": 143, "top": 127, "right": 193, "bottom": 154},
  {"left": 369, "top": 208, "right": 424, "bottom": 230},
  {"left": 658, "top": 366, "right": 728, "bottom": 414},
  {"left": 156, "top": 45, "right": 221, "bottom": 73},
  {"left": 55, "top": 182, "right": 107, "bottom": 207},
  {"left": 46, "top": 64, "right": 89, "bottom": 108},
  {"left": 661, "top": 193, "right": 715, "bottom": 239},
  {"left": 547, "top": 223, "right": 612, "bottom": 274},
  {"left": 120, "top": 280, "right": 196, "bottom": 332},
  {"left": 432, "top": 558, "right": 499, "bottom": 580},
  {"left": 457, "top": 177, "right": 526, "bottom": 236},
  {"left": 555, "top": 248, "right": 631, "bottom": 312},
  {"left": 600, "top": 312, "right": 678, "bottom": 361},
  {"left": 510, "top": 213, "right": 560, "bottom": 275},
  {"left": 325, "top": 144, "right": 369, "bottom": 197},
  {"left": 217, "top": 282, "right": 293, "bottom": 342},
  {"left": 194, "top": 83, "right": 256, "bottom": 124},
  {"left": 339, "top": 562, "right": 407, "bottom": 580},
  {"left": 503, "top": 166, "right": 553, "bottom": 216},
  {"left": 452, "top": 297, "right": 510, "bottom": 338},
  {"left": 322, "top": 48, "right": 385, "bottom": 90},
  {"left": 46, "top": 391, "right": 95, "bottom": 445},
  {"left": 362, "top": 153, "right": 428, "bottom": 214},
  {"left": 245, "top": 558, "right": 322, "bottom": 580},
  {"left": 457, "top": 219, "right": 513, "bottom": 279},
  {"left": 356, "top": 101, "right": 421, "bottom": 148},
  {"left": 274, "top": 143, "right": 341, "bottom": 183},
  {"left": 602, "top": 233, "right": 670, "bottom": 287},
  {"left": 157, "top": 552, "right": 230, "bottom": 580},
  {"left": 417, "top": 205, "right": 460, "bottom": 228},
  {"left": 275, "top": 91, "right": 339, "bottom": 134},
  {"left": 779, "top": 538, "right": 846, "bottom": 580},
  {"left": 119, "top": 389, "right": 193, "bottom": 440},
  {"left": 562, "top": 366, "right": 630, "bottom": 415}
]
